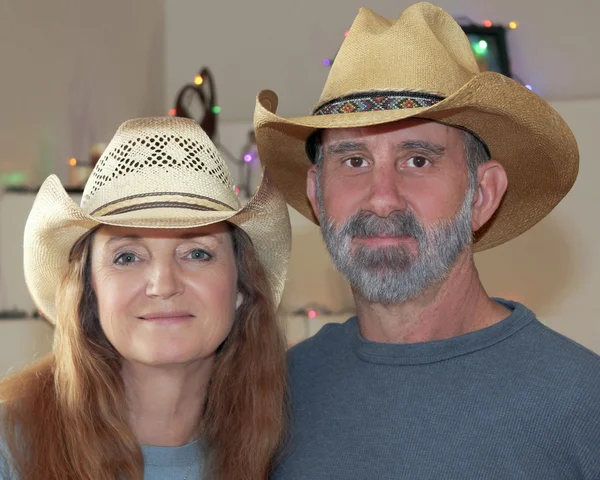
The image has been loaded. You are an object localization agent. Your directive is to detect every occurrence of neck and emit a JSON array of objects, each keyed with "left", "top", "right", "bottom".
[
  {"left": 122, "top": 357, "right": 214, "bottom": 447},
  {"left": 354, "top": 250, "right": 511, "bottom": 344}
]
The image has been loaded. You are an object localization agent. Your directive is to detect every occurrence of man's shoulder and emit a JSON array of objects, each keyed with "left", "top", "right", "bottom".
[
  {"left": 496, "top": 300, "right": 600, "bottom": 379},
  {"left": 525, "top": 319, "right": 600, "bottom": 370},
  {"left": 287, "top": 318, "right": 354, "bottom": 369},
  {"left": 516, "top": 318, "right": 600, "bottom": 406}
]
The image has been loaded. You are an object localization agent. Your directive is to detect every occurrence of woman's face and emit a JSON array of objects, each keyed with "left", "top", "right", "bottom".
[{"left": 90, "top": 223, "right": 239, "bottom": 366}]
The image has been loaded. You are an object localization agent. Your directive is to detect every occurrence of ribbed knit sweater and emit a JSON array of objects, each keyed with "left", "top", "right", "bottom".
[{"left": 273, "top": 300, "right": 600, "bottom": 479}]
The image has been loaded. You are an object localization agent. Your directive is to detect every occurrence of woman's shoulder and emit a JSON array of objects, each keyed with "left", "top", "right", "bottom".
[
  {"left": 0, "top": 403, "right": 17, "bottom": 479},
  {"left": 0, "top": 432, "right": 16, "bottom": 479}
]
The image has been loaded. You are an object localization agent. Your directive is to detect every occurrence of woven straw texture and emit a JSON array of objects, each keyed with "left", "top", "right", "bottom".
[
  {"left": 253, "top": 2, "right": 579, "bottom": 251},
  {"left": 24, "top": 117, "right": 291, "bottom": 324}
]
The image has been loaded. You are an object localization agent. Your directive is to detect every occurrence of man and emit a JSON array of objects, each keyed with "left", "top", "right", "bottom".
[{"left": 254, "top": 3, "right": 600, "bottom": 479}]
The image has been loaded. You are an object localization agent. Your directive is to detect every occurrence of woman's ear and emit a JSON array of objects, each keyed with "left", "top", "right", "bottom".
[{"left": 236, "top": 292, "right": 244, "bottom": 309}]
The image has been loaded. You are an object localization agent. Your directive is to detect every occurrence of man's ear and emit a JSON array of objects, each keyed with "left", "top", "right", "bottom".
[
  {"left": 471, "top": 160, "right": 508, "bottom": 232},
  {"left": 306, "top": 165, "right": 320, "bottom": 219}
]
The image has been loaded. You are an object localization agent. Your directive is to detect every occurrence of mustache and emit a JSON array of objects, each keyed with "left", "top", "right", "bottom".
[{"left": 338, "top": 210, "right": 426, "bottom": 240}]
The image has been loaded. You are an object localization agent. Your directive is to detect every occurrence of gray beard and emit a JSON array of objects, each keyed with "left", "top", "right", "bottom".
[{"left": 318, "top": 188, "right": 474, "bottom": 305}]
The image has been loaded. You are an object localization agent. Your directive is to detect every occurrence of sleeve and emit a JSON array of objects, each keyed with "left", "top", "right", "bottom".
[
  {"left": 578, "top": 397, "right": 600, "bottom": 479},
  {"left": 568, "top": 375, "right": 600, "bottom": 480}
]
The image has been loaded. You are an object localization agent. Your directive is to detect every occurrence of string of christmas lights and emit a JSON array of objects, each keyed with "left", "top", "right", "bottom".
[
  {"left": 169, "top": 67, "right": 220, "bottom": 139},
  {"left": 323, "top": 18, "right": 532, "bottom": 91},
  {"left": 168, "top": 68, "right": 258, "bottom": 198}
]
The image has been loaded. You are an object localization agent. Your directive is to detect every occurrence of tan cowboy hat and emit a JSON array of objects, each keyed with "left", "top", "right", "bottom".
[
  {"left": 253, "top": 2, "right": 579, "bottom": 251},
  {"left": 24, "top": 117, "right": 291, "bottom": 324}
]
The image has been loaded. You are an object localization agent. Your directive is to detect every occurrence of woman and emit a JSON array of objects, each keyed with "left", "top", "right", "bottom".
[{"left": 0, "top": 117, "right": 291, "bottom": 479}]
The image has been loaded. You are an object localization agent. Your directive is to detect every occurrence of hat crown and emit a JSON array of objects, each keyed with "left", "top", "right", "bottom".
[
  {"left": 81, "top": 117, "right": 239, "bottom": 214},
  {"left": 317, "top": 2, "right": 480, "bottom": 109}
]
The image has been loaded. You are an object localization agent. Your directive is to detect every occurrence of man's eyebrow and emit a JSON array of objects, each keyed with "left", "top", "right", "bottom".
[
  {"left": 325, "top": 140, "right": 446, "bottom": 157},
  {"left": 326, "top": 141, "right": 368, "bottom": 156},
  {"left": 398, "top": 140, "right": 445, "bottom": 156}
]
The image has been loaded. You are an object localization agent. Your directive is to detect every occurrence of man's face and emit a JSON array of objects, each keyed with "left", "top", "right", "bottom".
[{"left": 310, "top": 119, "right": 475, "bottom": 304}]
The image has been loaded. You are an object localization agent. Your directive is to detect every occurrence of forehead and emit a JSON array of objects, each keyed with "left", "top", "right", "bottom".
[
  {"left": 93, "top": 222, "right": 232, "bottom": 243},
  {"left": 321, "top": 119, "right": 463, "bottom": 149}
]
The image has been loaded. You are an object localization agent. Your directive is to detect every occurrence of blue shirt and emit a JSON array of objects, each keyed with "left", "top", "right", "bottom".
[
  {"left": 274, "top": 300, "right": 600, "bottom": 479},
  {"left": 0, "top": 437, "right": 204, "bottom": 479}
]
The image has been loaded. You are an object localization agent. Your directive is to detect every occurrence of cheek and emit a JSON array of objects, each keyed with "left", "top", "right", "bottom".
[
  {"left": 321, "top": 175, "right": 361, "bottom": 221},
  {"left": 96, "top": 278, "right": 134, "bottom": 309},
  {"left": 92, "top": 268, "right": 141, "bottom": 345},
  {"left": 187, "top": 270, "right": 238, "bottom": 344},
  {"left": 405, "top": 180, "right": 466, "bottom": 223}
]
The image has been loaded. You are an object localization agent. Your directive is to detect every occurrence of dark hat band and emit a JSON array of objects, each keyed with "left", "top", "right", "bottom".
[
  {"left": 313, "top": 91, "right": 445, "bottom": 115},
  {"left": 91, "top": 191, "right": 235, "bottom": 217}
]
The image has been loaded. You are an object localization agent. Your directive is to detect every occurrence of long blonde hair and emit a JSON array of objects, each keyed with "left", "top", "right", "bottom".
[{"left": 0, "top": 226, "right": 288, "bottom": 479}]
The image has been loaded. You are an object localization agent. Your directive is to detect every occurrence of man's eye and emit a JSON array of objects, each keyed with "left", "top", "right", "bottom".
[
  {"left": 406, "top": 156, "right": 430, "bottom": 168},
  {"left": 343, "top": 157, "right": 368, "bottom": 168}
]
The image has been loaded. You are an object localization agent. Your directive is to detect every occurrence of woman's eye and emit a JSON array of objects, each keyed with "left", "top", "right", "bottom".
[
  {"left": 343, "top": 157, "right": 368, "bottom": 168},
  {"left": 406, "top": 156, "right": 430, "bottom": 168},
  {"left": 114, "top": 252, "right": 139, "bottom": 265},
  {"left": 188, "top": 249, "right": 211, "bottom": 261}
]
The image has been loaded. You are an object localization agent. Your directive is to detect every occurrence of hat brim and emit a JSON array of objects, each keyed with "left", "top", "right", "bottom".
[
  {"left": 254, "top": 71, "right": 579, "bottom": 252},
  {"left": 24, "top": 171, "right": 291, "bottom": 324}
]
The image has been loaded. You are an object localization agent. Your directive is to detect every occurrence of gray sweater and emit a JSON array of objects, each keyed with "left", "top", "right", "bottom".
[{"left": 273, "top": 299, "right": 600, "bottom": 479}]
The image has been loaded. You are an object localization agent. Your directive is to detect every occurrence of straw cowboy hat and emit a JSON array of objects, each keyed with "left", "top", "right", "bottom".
[
  {"left": 253, "top": 2, "right": 579, "bottom": 251},
  {"left": 24, "top": 117, "right": 291, "bottom": 324}
]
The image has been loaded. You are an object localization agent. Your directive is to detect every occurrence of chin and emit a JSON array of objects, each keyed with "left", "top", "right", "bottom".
[
  {"left": 132, "top": 354, "right": 193, "bottom": 367},
  {"left": 131, "top": 344, "right": 209, "bottom": 367}
]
